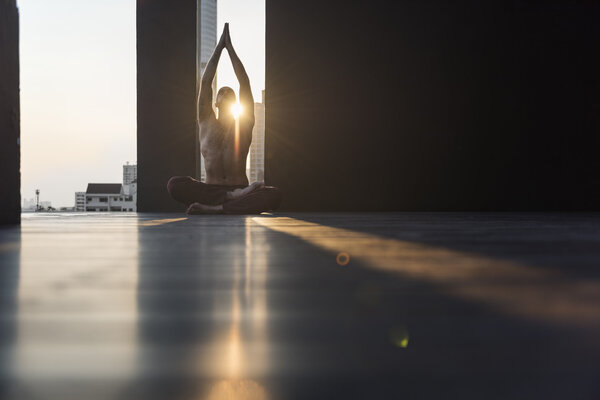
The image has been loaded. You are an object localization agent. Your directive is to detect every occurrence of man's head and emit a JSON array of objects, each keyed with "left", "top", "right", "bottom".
[{"left": 215, "top": 86, "right": 236, "bottom": 115}]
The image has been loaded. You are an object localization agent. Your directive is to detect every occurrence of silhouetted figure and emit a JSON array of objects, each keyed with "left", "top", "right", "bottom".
[{"left": 167, "top": 24, "right": 281, "bottom": 214}]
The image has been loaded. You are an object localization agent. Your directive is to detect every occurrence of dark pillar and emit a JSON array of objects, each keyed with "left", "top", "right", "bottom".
[
  {"left": 266, "top": 1, "right": 600, "bottom": 211},
  {"left": 0, "top": 0, "right": 20, "bottom": 224},
  {"left": 137, "top": 0, "right": 197, "bottom": 212}
]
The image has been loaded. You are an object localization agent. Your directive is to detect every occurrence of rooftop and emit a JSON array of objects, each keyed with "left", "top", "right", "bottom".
[
  {"left": 0, "top": 212, "right": 599, "bottom": 399},
  {"left": 86, "top": 183, "right": 123, "bottom": 194}
]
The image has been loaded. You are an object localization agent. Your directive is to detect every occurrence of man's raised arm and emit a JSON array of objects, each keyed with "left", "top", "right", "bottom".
[
  {"left": 224, "top": 25, "right": 255, "bottom": 118},
  {"left": 198, "top": 27, "right": 227, "bottom": 120}
]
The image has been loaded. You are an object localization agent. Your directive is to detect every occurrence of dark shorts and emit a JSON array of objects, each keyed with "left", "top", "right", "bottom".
[{"left": 166, "top": 176, "right": 282, "bottom": 214}]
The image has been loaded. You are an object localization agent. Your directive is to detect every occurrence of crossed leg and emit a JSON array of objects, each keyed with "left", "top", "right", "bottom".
[
  {"left": 186, "top": 182, "right": 265, "bottom": 214},
  {"left": 167, "top": 176, "right": 282, "bottom": 215}
]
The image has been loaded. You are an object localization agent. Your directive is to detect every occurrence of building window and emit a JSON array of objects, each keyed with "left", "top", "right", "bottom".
[
  {"left": 99, "top": 197, "right": 108, "bottom": 202},
  {"left": 87, "top": 197, "right": 92, "bottom": 202}
]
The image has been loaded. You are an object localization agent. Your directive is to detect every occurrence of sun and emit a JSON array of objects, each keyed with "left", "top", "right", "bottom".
[{"left": 231, "top": 102, "right": 243, "bottom": 119}]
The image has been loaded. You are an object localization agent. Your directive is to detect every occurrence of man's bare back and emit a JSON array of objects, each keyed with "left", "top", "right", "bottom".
[{"left": 198, "top": 23, "right": 254, "bottom": 186}]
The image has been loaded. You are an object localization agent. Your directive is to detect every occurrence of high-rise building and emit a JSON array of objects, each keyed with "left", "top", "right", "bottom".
[
  {"left": 123, "top": 162, "right": 137, "bottom": 186},
  {"left": 197, "top": 0, "right": 217, "bottom": 182},
  {"left": 75, "top": 192, "right": 85, "bottom": 212},
  {"left": 198, "top": 0, "right": 217, "bottom": 78},
  {"left": 247, "top": 90, "right": 265, "bottom": 183}
]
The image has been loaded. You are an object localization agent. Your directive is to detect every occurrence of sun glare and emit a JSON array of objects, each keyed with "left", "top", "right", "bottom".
[{"left": 231, "top": 102, "right": 243, "bottom": 119}]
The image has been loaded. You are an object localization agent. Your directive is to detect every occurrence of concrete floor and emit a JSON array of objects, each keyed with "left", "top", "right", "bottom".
[{"left": 0, "top": 212, "right": 599, "bottom": 399}]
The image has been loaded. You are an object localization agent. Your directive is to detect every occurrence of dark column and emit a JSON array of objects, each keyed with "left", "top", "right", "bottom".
[
  {"left": 137, "top": 0, "right": 197, "bottom": 212},
  {"left": 0, "top": 0, "right": 20, "bottom": 225},
  {"left": 266, "top": 1, "right": 600, "bottom": 211}
]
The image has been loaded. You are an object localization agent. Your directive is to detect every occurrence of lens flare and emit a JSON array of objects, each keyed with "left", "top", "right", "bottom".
[
  {"left": 336, "top": 252, "right": 350, "bottom": 266},
  {"left": 231, "top": 102, "right": 242, "bottom": 119}
]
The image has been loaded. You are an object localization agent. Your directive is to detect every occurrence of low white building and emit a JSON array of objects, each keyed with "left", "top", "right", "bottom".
[
  {"left": 22, "top": 198, "right": 36, "bottom": 211},
  {"left": 74, "top": 163, "right": 137, "bottom": 212},
  {"left": 85, "top": 184, "right": 135, "bottom": 212}
]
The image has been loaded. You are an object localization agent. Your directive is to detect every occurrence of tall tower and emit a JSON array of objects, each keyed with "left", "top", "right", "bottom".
[
  {"left": 198, "top": 0, "right": 217, "bottom": 78},
  {"left": 197, "top": 0, "right": 218, "bottom": 182},
  {"left": 248, "top": 90, "right": 265, "bottom": 183},
  {"left": 123, "top": 162, "right": 137, "bottom": 185}
]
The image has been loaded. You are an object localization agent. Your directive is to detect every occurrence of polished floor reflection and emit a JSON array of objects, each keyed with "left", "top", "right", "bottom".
[{"left": 0, "top": 213, "right": 599, "bottom": 399}]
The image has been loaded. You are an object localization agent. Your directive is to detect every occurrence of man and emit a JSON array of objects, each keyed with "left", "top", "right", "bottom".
[{"left": 167, "top": 24, "right": 281, "bottom": 214}]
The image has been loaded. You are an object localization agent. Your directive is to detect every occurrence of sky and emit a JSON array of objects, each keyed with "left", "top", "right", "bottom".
[
  {"left": 18, "top": 0, "right": 265, "bottom": 208},
  {"left": 217, "top": 0, "right": 265, "bottom": 102}
]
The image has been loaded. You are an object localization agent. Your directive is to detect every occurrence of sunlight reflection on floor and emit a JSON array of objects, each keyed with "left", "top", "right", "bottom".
[{"left": 254, "top": 217, "right": 600, "bottom": 331}]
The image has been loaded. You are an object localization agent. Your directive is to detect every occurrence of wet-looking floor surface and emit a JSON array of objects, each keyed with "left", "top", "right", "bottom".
[{"left": 0, "top": 212, "right": 599, "bottom": 399}]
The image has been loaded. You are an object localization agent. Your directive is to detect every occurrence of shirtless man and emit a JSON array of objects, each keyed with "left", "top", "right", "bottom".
[{"left": 167, "top": 24, "right": 281, "bottom": 214}]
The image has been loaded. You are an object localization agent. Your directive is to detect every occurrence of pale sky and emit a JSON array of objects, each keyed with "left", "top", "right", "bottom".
[
  {"left": 217, "top": 0, "right": 265, "bottom": 102},
  {"left": 18, "top": 0, "right": 264, "bottom": 208}
]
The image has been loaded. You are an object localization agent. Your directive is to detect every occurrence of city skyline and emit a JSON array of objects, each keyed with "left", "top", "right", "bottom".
[{"left": 18, "top": 0, "right": 265, "bottom": 207}]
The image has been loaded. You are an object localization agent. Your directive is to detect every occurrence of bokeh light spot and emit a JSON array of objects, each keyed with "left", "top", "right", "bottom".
[
  {"left": 389, "top": 325, "right": 410, "bottom": 348},
  {"left": 336, "top": 252, "right": 350, "bottom": 266}
]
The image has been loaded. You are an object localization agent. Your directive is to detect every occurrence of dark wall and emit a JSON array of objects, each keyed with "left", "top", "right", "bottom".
[
  {"left": 266, "top": 1, "right": 600, "bottom": 211},
  {"left": 0, "top": 0, "right": 20, "bottom": 224},
  {"left": 137, "top": 0, "right": 197, "bottom": 212}
]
